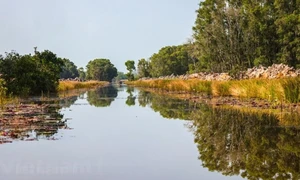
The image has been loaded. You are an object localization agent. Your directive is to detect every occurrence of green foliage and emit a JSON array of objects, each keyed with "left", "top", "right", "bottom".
[
  {"left": 0, "top": 49, "right": 63, "bottom": 95},
  {"left": 136, "top": 89, "right": 300, "bottom": 179},
  {"left": 117, "top": 72, "right": 127, "bottom": 80},
  {"left": 86, "top": 59, "right": 117, "bottom": 82},
  {"left": 125, "top": 87, "right": 136, "bottom": 106},
  {"left": 281, "top": 77, "right": 300, "bottom": 103},
  {"left": 125, "top": 60, "right": 136, "bottom": 81},
  {"left": 78, "top": 67, "right": 86, "bottom": 81},
  {"left": 192, "top": 0, "right": 299, "bottom": 72},
  {"left": 137, "top": 58, "right": 151, "bottom": 78},
  {"left": 274, "top": 0, "right": 300, "bottom": 67},
  {"left": 87, "top": 86, "right": 118, "bottom": 107},
  {"left": 150, "top": 45, "right": 190, "bottom": 77},
  {"left": 60, "top": 58, "right": 79, "bottom": 79},
  {"left": 0, "top": 79, "right": 8, "bottom": 106}
]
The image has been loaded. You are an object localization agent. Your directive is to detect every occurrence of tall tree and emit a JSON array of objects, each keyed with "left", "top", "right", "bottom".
[
  {"left": 60, "top": 58, "right": 79, "bottom": 79},
  {"left": 78, "top": 67, "right": 86, "bottom": 81},
  {"left": 33, "top": 49, "right": 64, "bottom": 93},
  {"left": 125, "top": 60, "right": 136, "bottom": 81},
  {"left": 137, "top": 58, "right": 150, "bottom": 78},
  {"left": 0, "top": 49, "right": 64, "bottom": 95},
  {"left": 192, "top": 0, "right": 283, "bottom": 72},
  {"left": 274, "top": 0, "right": 300, "bottom": 68},
  {"left": 150, "top": 45, "right": 190, "bottom": 77},
  {"left": 86, "top": 59, "right": 117, "bottom": 81}
]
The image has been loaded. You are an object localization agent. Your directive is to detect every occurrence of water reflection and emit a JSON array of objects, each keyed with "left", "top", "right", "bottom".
[
  {"left": 189, "top": 106, "right": 300, "bottom": 179},
  {"left": 125, "top": 87, "right": 136, "bottom": 106},
  {"left": 137, "top": 88, "right": 300, "bottom": 179},
  {"left": 87, "top": 86, "right": 118, "bottom": 107},
  {"left": 0, "top": 102, "right": 65, "bottom": 144},
  {"left": 1, "top": 85, "right": 300, "bottom": 179},
  {"left": 0, "top": 91, "right": 86, "bottom": 145},
  {"left": 138, "top": 90, "right": 194, "bottom": 120}
]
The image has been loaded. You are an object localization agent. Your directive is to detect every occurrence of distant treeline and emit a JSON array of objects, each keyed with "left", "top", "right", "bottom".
[
  {"left": 0, "top": 49, "right": 118, "bottom": 96},
  {"left": 135, "top": 0, "right": 299, "bottom": 78}
]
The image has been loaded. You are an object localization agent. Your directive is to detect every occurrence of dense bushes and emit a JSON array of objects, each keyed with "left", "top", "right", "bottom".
[{"left": 0, "top": 50, "right": 63, "bottom": 95}]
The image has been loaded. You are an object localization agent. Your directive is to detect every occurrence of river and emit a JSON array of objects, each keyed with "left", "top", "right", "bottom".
[{"left": 0, "top": 85, "right": 299, "bottom": 180}]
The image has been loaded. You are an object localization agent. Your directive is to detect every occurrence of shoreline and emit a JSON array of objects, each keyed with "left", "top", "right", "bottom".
[
  {"left": 57, "top": 80, "right": 110, "bottom": 92},
  {"left": 126, "top": 77, "right": 300, "bottom": 104}
]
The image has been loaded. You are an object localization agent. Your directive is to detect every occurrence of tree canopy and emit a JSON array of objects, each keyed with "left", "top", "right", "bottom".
[
  {"left": 86, "top": 59, "right": 117, "bottom": 81},
  {"left": 132, "top": 0, "right": 299, "bottom": 78},
  {"left": 192, "top": 0, "right": 300, "bottom": 72},
  {"left": 60, "top": 58, "right": 79, "bottom": 79},
  {"left": 125, "top": 60, "right": 136, "bottom": 81},
  {"left": 0, "top": 49, "right": 64, "bottom": 95},
  {"left": 149, "top": 45, "right": 190, "bottom": 77},
  {"left": 137, "top": 58, "right": 151, "bottom": 78}
]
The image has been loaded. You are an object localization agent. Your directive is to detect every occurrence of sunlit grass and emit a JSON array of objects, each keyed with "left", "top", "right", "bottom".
[
  {"left": 127, "top": 78, "right": 300, "bottom": 103},
  {"left": 127, "top": 79, "right": 212, "bottom": 94},
  {"left": 281, "top": 77, "right": 300, "bottom": 103},
  {"left": 58, "top": 81, "right": 109, "bottom": 91}
]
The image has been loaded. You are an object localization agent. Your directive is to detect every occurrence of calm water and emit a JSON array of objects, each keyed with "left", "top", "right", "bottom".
[{"left": 0, "top": 85, "right": 300, "bottom": 180}]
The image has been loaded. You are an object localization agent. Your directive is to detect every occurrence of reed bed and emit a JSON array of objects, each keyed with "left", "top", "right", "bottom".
[
  {"left": 127, "top": 77, "right": 300, "bottom": 103},
  {"left": 58, "top": 81, "right": 109, "bottom": 91}
]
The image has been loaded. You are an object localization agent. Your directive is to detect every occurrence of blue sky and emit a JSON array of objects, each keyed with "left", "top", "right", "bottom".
[{"left": 0, "top": 0, "right": 200, "bottom": 72}]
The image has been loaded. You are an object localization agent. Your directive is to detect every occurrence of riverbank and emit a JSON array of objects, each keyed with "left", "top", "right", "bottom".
[
  {"left": 57, "top": 80, "right": 109, "bottom": 91},
  {"left": 126, "top": 77, "right": 300, "bottom": 103}
]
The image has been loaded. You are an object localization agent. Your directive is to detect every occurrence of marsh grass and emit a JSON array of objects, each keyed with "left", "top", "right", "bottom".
[
  {"left": 128, "top": 78, "right": 300, "bottom": 103},
  {"left": 58, "top": 81, "right": 109, "bottom": 91},
  {"left": 281, "top": 77, "right": 300, "bottom": 103},
  {"left": 128, "top": 79, "right": 212, "bottom": 94}
]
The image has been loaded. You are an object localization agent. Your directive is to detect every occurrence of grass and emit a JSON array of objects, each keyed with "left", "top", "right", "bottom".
[
  {"left": 57, "top": 80, "right": 109, "bottom": 91},
  {"left": 127, "top": 77, "right": 300, "bottom": 103},
  {"left": 281, "top": 77, "right": 300, "bottom": 103},
  {"left": 127, "top": 79, "right": 212, "bottom": 94}
]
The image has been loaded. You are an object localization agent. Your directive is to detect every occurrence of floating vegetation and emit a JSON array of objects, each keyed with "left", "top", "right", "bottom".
[{"left": 0, "top": 98, "right": 75, "bottom": 145}]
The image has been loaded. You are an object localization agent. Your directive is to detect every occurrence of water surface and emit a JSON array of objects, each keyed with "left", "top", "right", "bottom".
[{"left": 1, "top": 85, "right": 299, "bottom": 180}]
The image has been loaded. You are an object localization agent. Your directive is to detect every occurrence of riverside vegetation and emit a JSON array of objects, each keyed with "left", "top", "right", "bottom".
[
  {"left": 127, "top": 77, "right": 300, "bottom": 104},
  {"left": 0, "top": 48, "right": 118, "bottom": 98},
  {"left": 136, "top": 89, "right": 300, "bottom": 179},
  {"left": 125, "top": 0, "right": 299, "bottom": 105},
  {"left": 127, "top": 64, "right": 300, "bottom": 103}
]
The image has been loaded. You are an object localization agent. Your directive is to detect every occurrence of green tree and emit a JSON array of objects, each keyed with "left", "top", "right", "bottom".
[
  {"left": 150, "top": 45, "right": 190, "bottom": 77},
  {"left": 0, "top": 49, "right": 63, "bottom": 95},
  {"left": 78, "top": 67, "right": 86, "bottom": 81},
  {"left": 33, "top": 49, "right": 64, "bottom": 93},
  {"left": 274, "top": 0, "right": 300, "bottom": 68},
  {"left": 137, "top": 58, "right": 150, "bottom": 78},
  {"left": 60, "top": 58, "right": 79, "bottom": 79},
  {"left": 125, "top": 60, "right": 136, "bottom": 81},
  {"left": 86, "top": 59, "right": 117, "bottom": 81},
  {"left": 192, "top": 0, "right": 281, "bottom": 72}
]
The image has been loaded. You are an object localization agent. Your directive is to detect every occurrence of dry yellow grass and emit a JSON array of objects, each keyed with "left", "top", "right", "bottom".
[
  {"left": 127, "top": 77, "right": 300, "bottom": 103},
  {"left": 58, "top": 81, "right": 109, "bottom": 91}
]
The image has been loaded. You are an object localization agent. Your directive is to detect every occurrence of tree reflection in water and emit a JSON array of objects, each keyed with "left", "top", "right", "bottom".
[
  {"left": 126, "top": 87, "right": 136, "bottom": 106},
  {"left": 138, "top": 89, "right": 300, "bottom": 179},
  {"left": 0, "top": 101, "right": 70, "bottom": 144},
  {"left": 87, "top": 86, "right": 118, "bottom": 107}
]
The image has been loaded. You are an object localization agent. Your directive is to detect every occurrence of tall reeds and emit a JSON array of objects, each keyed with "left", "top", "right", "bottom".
[
  {"left": 281, "top": 77, "right": 300, "bottom": 103},
  {"left": 127, "top": 78, "right": 300, "bottom": 103},
  {"left": 57, "top": 81, "right": 109, "bottom": 91}
]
